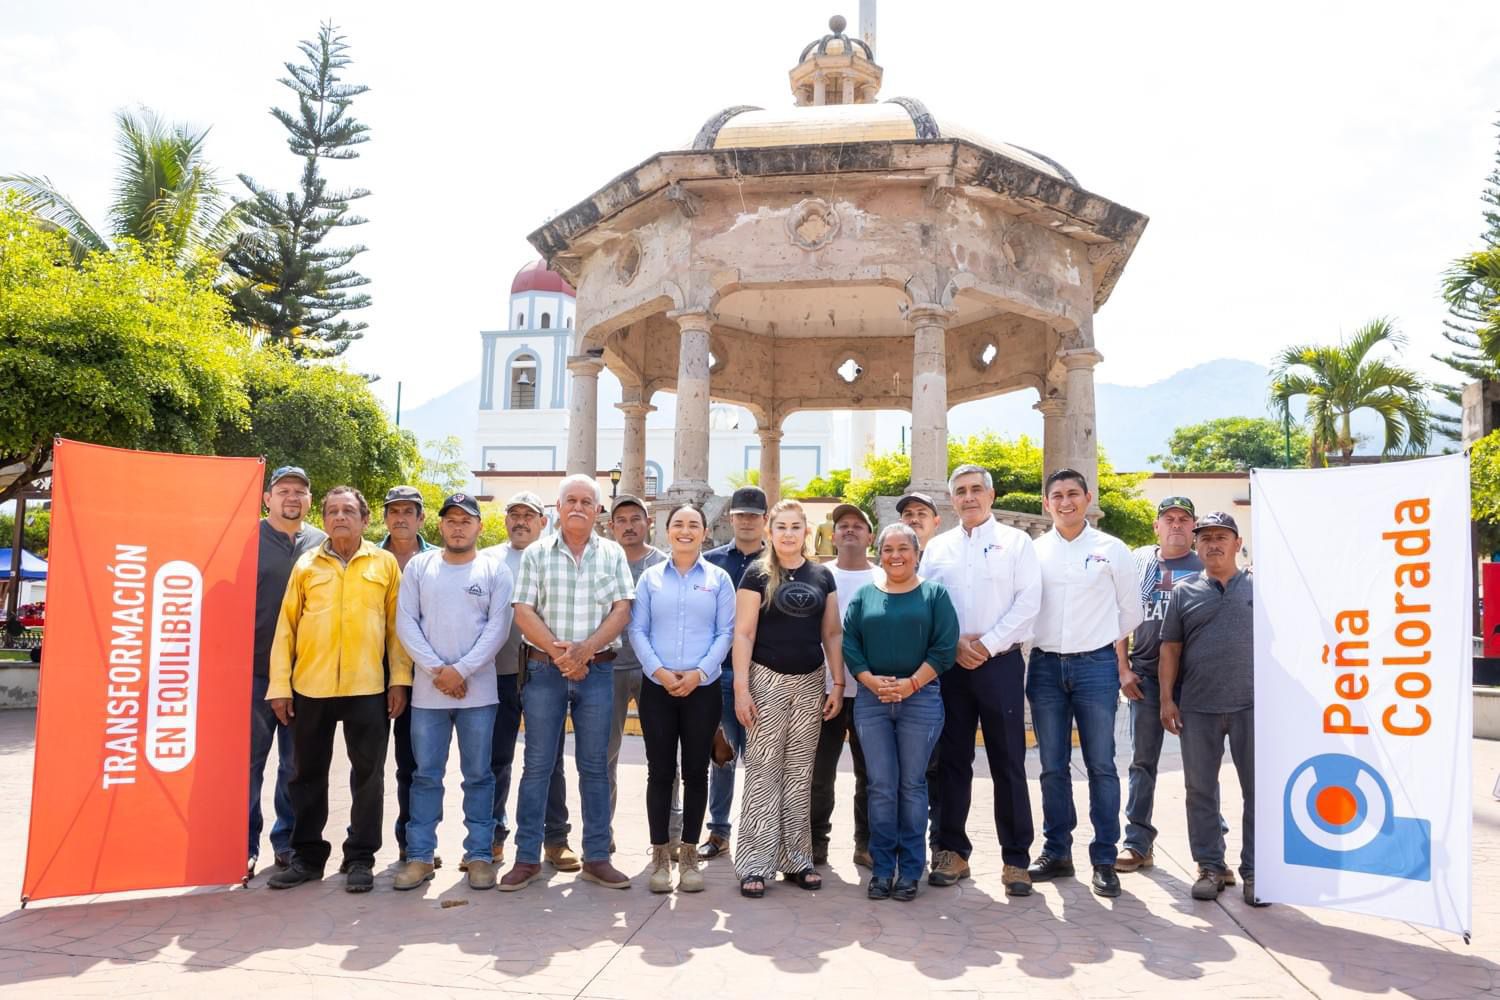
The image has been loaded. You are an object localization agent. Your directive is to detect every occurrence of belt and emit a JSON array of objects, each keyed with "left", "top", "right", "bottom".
[{"left": 526, "top": 646, "right": 617, "bottom": 667}]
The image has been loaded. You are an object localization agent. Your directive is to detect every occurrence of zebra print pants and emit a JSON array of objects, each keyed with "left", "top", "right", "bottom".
[{"left": 734, "top": 662, "right": 826, "bottom": 880}]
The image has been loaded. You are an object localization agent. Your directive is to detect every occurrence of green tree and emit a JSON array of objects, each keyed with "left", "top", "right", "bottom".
[
  {"left": 227, "top": 22, "right": 371, "bottom": 359},
  {"left": 842, "top": 432, "right": 1154, "bottom": 547},
  {"left": 1269, "top": 318, "right": 1435, "bottom": 467},
  {"left": 1468, "top": 430, "right": 1500, "bottom": 551},
  {"left": 1432, "top": 114, "right": 1500, "bottom": 419},
  {"left": 796, "top": 468, "right": 850, "bottom": 498},
  {"left": 214, "top": 344, "right": 418, "bottom": 505},
  {"left": 726, "top": 468, "right": 803, "bottom": 497},
  {"left": 2, "top": 108, "right": 239, "bottom": 274},
  {"left": 0, "top": 203, "right": 248, "bottom": 506},
  {"left": 1149, "top": 416, "right": 1310, "bottom": 471},
  {"left": 0, "top": 510, "right": 51, "bottom": 559}
]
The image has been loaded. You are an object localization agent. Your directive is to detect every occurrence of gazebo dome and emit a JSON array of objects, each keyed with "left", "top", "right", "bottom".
[
  {"left": 511, "top": 259, "right": 575, "bottom": 297},
  {"left": 691, "top": 99, "right": 1077, "bottom": 186},
  {"left": 690, "top": 13, "right": 1076, "bottom": 186}
]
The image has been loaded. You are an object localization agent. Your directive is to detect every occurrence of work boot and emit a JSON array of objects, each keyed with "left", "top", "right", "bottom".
[
  {"left": 579, "top": 859, "right": 632, "bottom": 889},
  {"left": 466, "top": 859, "right": 497, "bottom": 890},
  {"left": 927, "top": 849, "right": 970, "bottom": 887},
  {"left": 492, "top": 841, "right": 505, "bottom": 865},
  {"left": 852, "top": 844, "right": 873, "bottom": 869},
  {"left": 698, "top": 833, "right": 729, "bottom": 860},
  {"left": 1243, "top": 877, "right": 1270, "bottom": 907},
  {"left": 267, "top": 860, "right": 323, "bottom": 889},
  {"left": 812, "top": 844, "right": 828, "bottom": 866},
  {"left": 675, "top": 841, "right": 704, "bottom": 893},
  {"left": 545, "top": 843, "right": 582, "bottom": 872},
  {"left": 1002, "top": 864, "right": 1033, "bottom": 897},
  {"left": 1192, "top": 867, "right": 1228, "bottom": 900},
  {"left": 648, "top": 844, "right": 674, "bottom": 893},
  {"left": 498, "top": 861, "right": 542, "bottom": 892},
  {"left": 1114, "top": 847, "right": 1154, "bottom": 873},
  {"left": 393, "top": 860, "right": 435, "bottom": 891}
]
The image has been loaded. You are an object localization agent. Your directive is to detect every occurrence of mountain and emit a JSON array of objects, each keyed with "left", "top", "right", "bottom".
[{"left": 405, "top": 358, "right": 1455, "bottom": 478}]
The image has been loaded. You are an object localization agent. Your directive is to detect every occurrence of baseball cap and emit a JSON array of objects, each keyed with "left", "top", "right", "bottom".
[
  {"left": 1193, "top": 511, "right": 1239, "bottom": 535},
  {"left": 505, "top": 491, "right": 544, "bottom": 515},
  {"left": 611, "top": 494, "right": 648, "bottom": 516},
  {"left": 1157, "top": 495, "right": 1196, "bottom": 517},
  {"left": 896, "top": 492, "right": 937, "bottom": 515},
  {"left": 728, "top": 486, "right": 768, "bottom": 515},
  {"left": 439, "top": 492, "right": 482, "bottom": 518},
  {"left": 830, "top": 503, "right": 872, "bottom": 531},
  {"left": 268, "top": 465, "right": 310, "bottom": 489},
  {"left": 383, "top": 485, "right": 424, "bottom": 510}
]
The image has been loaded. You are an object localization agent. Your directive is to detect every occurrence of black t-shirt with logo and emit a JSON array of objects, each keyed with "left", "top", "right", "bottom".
[{"left": 738, "top": 560, "right": 837, "bottom": 674}]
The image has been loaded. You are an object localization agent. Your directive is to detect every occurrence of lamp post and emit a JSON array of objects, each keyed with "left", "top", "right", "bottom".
[{"left": 609, "top": 463, "right": 622, "bottom": 501}]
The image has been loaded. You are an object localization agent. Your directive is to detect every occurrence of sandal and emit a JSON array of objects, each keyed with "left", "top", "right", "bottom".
[
  {"left": 739, "top": 875, "right": 766, "bottom": 898},
  {"left": 782, "top": 869, "right": 822, "bottom": 891}
]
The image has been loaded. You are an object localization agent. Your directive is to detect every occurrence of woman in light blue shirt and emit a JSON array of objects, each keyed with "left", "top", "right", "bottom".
[{"left": 628, "top": 502, "right": 735, "bottom": 893}]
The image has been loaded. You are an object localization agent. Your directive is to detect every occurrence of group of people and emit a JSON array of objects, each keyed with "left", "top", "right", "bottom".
[{"left": 249, "top": 460, "right": 1262, "bottom": 907}]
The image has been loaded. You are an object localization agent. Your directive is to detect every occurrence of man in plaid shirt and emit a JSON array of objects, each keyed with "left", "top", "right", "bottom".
[{"left": 499, "top": 474, "right": 636, "bottom": 891}]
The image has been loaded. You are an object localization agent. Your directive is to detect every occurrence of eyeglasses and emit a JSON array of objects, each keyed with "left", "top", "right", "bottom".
[{"left": 1158, "top": 497, "right": 1195, "bottom": 515}]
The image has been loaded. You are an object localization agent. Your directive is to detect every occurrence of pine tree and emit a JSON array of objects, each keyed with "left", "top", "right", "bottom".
[
  {"left": 227, "top": 22, "right": 371, "bottom": 359},
  {"left": 1432, "top": 114, "right": 1500, "bottom": 413}
]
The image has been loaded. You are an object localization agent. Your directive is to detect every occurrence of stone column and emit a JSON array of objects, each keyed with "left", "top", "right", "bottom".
[
  {"left": 906, "top": 303, "right": 954, "bottom": 497},
  {"left": 1034, "top": 395, "right": 1067, "bottom": 481},
  {"left": 616, "top": 396, "right": 655, "bottom": 498},
  {"left": 1060, "top": 347, "right": 1104, "bottom": 518},
  {"left": 757, "top": 425, "right": 783, "bottom": 507},
  {"left": 666, "top": 308, "right": 714, "bottom": 501},
  {"left": 565, "top": 354, "right": 605, "bottom": 476}
]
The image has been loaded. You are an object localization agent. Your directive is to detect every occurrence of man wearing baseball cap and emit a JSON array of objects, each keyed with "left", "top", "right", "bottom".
[
  {"left": 393, "top": 493, "right": 513, "bottom": 890},
  {"left": 811, "top": 503, "right": 876, "bottom": 869},
  {"left": 896, "top": 492, "right": 941, "bottom": 550},
  {"left": 379, "top": 485, "right": 435, "bottom": 863},
  {"left": 483, "top": 493, "right": 575, "bottom": 870},
  {"left": 1116, "top": 496, "right": 1204, "bottom": 876},
  {"left": 699, "top": 485, "right": 768, "bottom": 859},
  {"left": 1158, "top": 512, "right": 1267, "bottom": 907},
  {"left": 249, "top": 466, "right": 325, "bottom": 875}
]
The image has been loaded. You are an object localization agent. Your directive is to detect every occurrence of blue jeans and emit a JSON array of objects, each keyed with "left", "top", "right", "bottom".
[
  {"left": 249, "top": 672, "right": 294, "bottom": 860},
  {"left": 1123, "top": 673, "right": 1169, "bottom": 855},
  {"left": 706, "top": 667, "right": 746, "bottom": 838},
  {"left": 1026, "top": 646, "right": 1122, "bottom": 867},
  {"left": 853, "top": 683, "right": 944, "bottom": 880},
  {"left": 491, "top": 673, "right": 571, "bottom": 846},
  {"left": 515, "top": 659, "right": 613, "bottom": 863},
  {"left": 406, "top": 704, "right": 499, "bottom": 864}
]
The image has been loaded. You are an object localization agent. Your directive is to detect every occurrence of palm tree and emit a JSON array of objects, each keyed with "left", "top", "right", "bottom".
[
  {"left": 1, "top": 108, "right": 239, "bottom": 273},
  {"left": 1269, "top": 317, "right": 1435, "bottom": 467},
  {"left": 1444, "top": 247, "right": 1500, "bottom": 361}
]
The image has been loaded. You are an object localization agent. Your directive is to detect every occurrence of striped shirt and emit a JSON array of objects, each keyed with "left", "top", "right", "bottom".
[{"left": 513, "top": 531, "right": 635, "bottom": 646}]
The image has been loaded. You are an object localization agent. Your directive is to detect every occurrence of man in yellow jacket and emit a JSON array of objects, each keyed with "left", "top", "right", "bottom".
[{"left": 266, "top": 485, "right": 413, "bottom": 892}]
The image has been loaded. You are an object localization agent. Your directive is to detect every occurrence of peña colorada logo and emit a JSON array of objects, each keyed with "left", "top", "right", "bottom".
[{"left": 1283, "top": 753, "right": 1430, "bottom": 881}]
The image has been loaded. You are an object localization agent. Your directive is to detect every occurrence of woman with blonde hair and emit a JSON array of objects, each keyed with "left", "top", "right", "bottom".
[{"left": 732, "top": 499, "right": 846, "bottom": 897}]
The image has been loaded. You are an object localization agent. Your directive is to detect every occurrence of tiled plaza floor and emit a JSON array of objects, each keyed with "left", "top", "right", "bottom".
[{"left": 0, "top": 708, "right": 1494, "bottom": 998}]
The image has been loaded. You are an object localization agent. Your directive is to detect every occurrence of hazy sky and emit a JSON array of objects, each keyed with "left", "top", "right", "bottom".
[{"left": 5, "top": 0, "right": 1500, "bottom": 416}]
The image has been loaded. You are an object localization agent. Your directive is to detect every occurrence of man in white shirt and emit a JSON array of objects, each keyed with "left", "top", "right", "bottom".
[
  {"left": 1027, "top": 468, "right": 1143, "bottom": 898},
  {"left": 920, "top": 464, "right": 1042, "bottom": 897},
  {"left": 811, "top": 503, "right": 878, "bottom": 869}
]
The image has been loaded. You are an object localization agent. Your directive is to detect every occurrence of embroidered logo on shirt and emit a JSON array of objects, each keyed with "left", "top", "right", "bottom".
[
  {"left": 1084, "top": 553, "right": 1111, "bottom": 568},
  {"left": 466, "top": 583, "right": 485, "bottom": 597}
]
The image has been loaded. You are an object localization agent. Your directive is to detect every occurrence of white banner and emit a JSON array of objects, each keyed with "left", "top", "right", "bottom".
[{"left": 1252, "top": 454, "right": 1471, "bottom": 937}]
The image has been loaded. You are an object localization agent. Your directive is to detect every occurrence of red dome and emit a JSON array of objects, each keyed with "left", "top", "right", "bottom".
[{"left": 511, "top": 260, "right": 575, "bottom": 297}]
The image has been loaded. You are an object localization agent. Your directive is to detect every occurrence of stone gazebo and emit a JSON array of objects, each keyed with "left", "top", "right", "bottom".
[{"left": 528, "top": 16, "right": 1147, "bottom": 530}]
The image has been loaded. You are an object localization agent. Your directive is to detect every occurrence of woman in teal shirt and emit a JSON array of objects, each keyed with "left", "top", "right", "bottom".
[{"left": 843, "top": 521, "right": 959, "bottom": 901}]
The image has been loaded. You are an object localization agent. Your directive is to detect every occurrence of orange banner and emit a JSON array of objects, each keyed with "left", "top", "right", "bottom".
[{"left": 23, "top": 440, "right": 262, "bottom": 902}]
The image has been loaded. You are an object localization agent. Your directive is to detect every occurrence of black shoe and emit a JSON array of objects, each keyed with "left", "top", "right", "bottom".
[
  {"left": 267, "top": 861, "right": 323, "bottom": 889},
  {"left": 867, "top": 876, "right": 893, "bottom": 900},
  {"left": 273, "top": 852, "right": 292, "bottom": 870},
  {"left": 1091, "top": 865, "right": 1121, "bottom": 898},
  {"left": 812, "top": 845, "right": 828, "bottom": 866},
  {"left": 891, "top": 877, "right": 919, "bottom": 902},
  {"left": 345, "top": 863, "right": 374, "bottom": 893},
  {"left": 1027, "top": 854, "right": 1075, "bottom": 881}
]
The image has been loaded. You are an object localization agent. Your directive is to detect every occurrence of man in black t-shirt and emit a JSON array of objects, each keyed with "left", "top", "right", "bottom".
[{"left": 1116, "top": 496, "right": 1202, "bottom": 875}]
